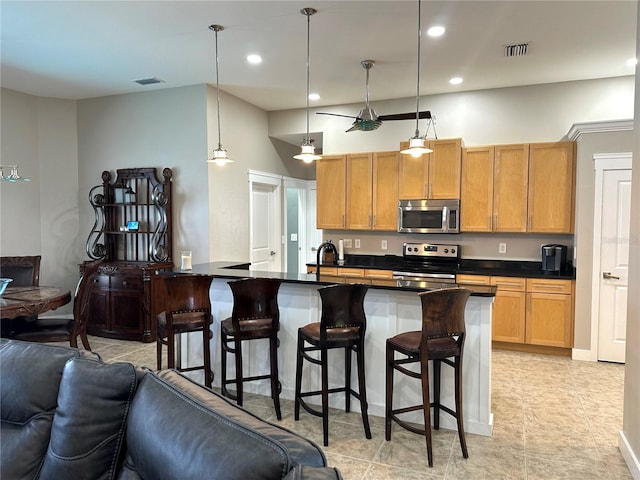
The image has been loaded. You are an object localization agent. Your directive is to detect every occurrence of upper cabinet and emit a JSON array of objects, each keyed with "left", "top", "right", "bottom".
[
  {"left": 316, "top": 154, "right": 346, "bottom": 229},
  {"left": 399, "top": 138, "right": 463, "bottom": 200},
  {"left": 528, "top": 141, "right": 576, "bottom": 233},
  {"left": 318, "top": 151, "right": 399, "bottom": 232},
  {"left": 460, "top": 141, "right": 575, "bottom": 234}
]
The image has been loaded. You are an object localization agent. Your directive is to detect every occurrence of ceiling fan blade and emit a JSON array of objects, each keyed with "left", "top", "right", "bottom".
[
  {"left": 378, "top": 110, "right": 432, "bottom": 122},
  {"left": 316, "top": 112, "right": 359, "bottom": 119}
]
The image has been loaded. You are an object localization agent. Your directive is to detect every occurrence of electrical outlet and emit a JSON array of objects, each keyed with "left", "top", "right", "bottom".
[
  {"left": 343, "top": 239, "right": 352, "bottom": 248},
  {"left": 355, "top": 239, "right": 361, "bottom": 249},
  {"left": 381, "top": 240, "right": 388, "bottom": 250},
  {"left": 499, "top": 243, "right": 507, "bottom": 254}
]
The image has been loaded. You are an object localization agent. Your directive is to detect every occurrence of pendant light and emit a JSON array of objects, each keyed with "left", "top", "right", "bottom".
[
  {"left": 400, "top": 0, "right": 433, "bottom": 158},
  {"left": 294, "top": 7, "right": 321, "bottom": 164},
  {"left": 207, "top": 24, "right": 233, "bottom": 166}
]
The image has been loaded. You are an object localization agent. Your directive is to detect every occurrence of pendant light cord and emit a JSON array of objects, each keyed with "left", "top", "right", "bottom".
[
  {"left": 413, "top": 0, "right": 422, "bottom": 138},
  {"left": 214, "top": 25, "right": 223, "bottom": 150},
  {"left": 305, "top": 9, "right": 311, "bottom": 142}
]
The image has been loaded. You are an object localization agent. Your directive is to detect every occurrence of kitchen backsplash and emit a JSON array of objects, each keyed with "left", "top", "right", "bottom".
[{"left": 321, "top": 231, "right": 575, "bottom": 265}]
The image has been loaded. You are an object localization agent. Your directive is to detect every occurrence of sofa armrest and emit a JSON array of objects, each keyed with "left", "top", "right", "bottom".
[{"left": 283, "top": 465, "right": 343, "bottom": 480}]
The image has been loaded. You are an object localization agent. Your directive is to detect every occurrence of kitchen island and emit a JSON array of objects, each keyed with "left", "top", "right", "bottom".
[{"left": 166, "top": 262, "right": 495, "bottom": 437}]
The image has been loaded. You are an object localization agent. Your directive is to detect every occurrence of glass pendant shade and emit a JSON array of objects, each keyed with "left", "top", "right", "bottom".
[
  {"left": 294, "top": 141, "right": 322, "bottom": 163},
  {"left": 400, "top": 137, "right": 433, "bottom": 158},
  {"left": 208, "top": 146, "right": 232, "bottom": 166}
]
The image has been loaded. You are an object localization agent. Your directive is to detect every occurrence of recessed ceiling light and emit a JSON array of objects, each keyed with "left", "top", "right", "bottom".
[
  {"left": 308, "top": 93, "right": 320, "bottom": 101},
  {"left": 427, "top": 26, "right": 445, "bottom": 37},
  {"left": 626, "top": 57, "right": 638, "bottom": 67},
  {"left": 449, "top": 77, "right": 463, "bottom": 85},
  {"left": 247, "top": 54, "right": 262, "bottom": 64}
]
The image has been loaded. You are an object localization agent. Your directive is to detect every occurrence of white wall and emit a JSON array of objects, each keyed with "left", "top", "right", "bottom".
[
  {"left": 77, "top": 85, "right": 210, "bottom": 266},
  {"left": 621, "top": 1, "right": 640, "bottom": 474},
  {"left": 0, "top": 88, "right": 80, "bottom": 312}
]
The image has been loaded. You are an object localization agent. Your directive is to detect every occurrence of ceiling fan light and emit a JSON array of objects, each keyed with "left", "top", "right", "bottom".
[
  {"left": 294, "top": 143, "right": 321, "bottom": 163},
  {"left": 208, "top": 147, "right": 233, "bottom": 166},
  {"left": 400, "top": 137, "right": 432, "bottom": 157}
]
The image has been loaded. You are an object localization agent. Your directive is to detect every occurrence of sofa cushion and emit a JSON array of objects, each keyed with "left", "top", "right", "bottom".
[
  {"left": 0, "top": 339, "right": 96, "bottom": 480},
  {"left": 38, "top": 357, "right": 139, "bottom": 480},
  {"left": 119, "top": 370, "right": 327, "bottom": 480}
]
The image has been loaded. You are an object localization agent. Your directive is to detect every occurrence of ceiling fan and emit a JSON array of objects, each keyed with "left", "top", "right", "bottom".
[{"left": 317, "top": 59, "right": 432, "bottom": 132}]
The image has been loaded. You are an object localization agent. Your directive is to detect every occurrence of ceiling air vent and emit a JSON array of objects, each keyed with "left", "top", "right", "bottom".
[
  {"left": 504, "top": 42, "right": 530, "bottom": 57},
  {"left": 134, "top": 77, "right": 165, "bottom": 86}
]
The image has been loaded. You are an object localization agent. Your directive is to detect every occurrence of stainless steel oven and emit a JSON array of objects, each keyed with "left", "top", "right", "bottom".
[
  {"left": 397, "top": 199, "right": 459, "bottom": 234},
  {"left": 392, "top": 242, "right": 460, "bottom": 288}
]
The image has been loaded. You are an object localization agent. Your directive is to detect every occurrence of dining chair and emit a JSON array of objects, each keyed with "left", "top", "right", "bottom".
[{"left": 385, "top": 287, "right": 471, "bottom": 467}]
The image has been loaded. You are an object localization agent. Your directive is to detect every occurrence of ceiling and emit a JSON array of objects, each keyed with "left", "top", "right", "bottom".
[{"left": 0, "top": 1, "right": 637, "bottom": 112}]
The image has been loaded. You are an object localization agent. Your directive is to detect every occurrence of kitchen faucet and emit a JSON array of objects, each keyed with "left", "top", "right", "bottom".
[{"left": 315, "top": 241, "right": 338, "bottom": 281}]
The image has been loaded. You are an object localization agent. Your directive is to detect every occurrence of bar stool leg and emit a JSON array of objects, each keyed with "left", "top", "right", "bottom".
[
  {"left": 420, "top": 357, "right": 434, "bottom": 468},
  {"left": 455, "top": 356, "right": 468, "bottom": 458},
  {"left": 356, "top": 340, "right": 371, "bottom": 439},
  {"left": 294, "top": 331, "right": 304, "bottom": 421},
  {"left": 221, "top": 332, "right": 229, "bottom": 397},
  {"left": 385, "top": 341, "right": 394, "bottom": 441},
  {"left": 202, "top": 326, "right": 212, "bottom": 388},
  {"left": 344, "top": 345, "right": 352, "bottom": 412},
  {"left": 234, "top": 337, "right": 244, "bottom": 406},
  {"left": 269, "top": 333, "right": 282, "bottom": 420},
  {"left": 433, "top": 359, "right": 441, "bottom": 430},
  {"left": 321, "top": 347, "right": 329, "bottom": 447}
]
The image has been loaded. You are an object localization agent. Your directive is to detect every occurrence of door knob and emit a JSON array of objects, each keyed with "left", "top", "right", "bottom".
[
  {"left": 270, "top": 250, "right": 276, "bottom": 256},
  {"left": 603, "top": 272, "right": 620, "bottom": 280}
]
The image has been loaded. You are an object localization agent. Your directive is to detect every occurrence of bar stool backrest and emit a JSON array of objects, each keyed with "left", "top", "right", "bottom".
[
  {"left": 418, "top": 287, "right": 471, "bottom": 351},
  {"left": 164, "top": 275, "right": 213, "bottom": 327},
  {"left": 318, "top": 283, "right": 369, "bottom": 332},
  {"left": 229, "top": 278, "right": 282, "bottom": 324}
]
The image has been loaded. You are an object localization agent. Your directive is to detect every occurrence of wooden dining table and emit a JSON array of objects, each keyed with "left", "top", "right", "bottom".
[{"left": 0, "top": 286, "right": 71, "bottom": 320}]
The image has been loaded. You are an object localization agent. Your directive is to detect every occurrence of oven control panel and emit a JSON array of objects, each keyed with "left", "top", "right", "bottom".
[{"left": 403, "top": 243, "right": 460, "bottom": 259}]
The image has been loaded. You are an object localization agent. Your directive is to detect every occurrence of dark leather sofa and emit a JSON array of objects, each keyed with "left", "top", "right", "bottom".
[{"left": 0, "top": 339, "right": 342, "bottom": 480}]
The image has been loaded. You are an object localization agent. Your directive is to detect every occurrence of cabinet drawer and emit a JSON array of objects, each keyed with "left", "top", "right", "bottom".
[
  {"left": 338, "top": 267, "right": 365, "bottom": 278},
  {"left": 456, "top": 274, "right": 491, "bottom": 285},
  {"left": 365, "top": 269, "right": 394, "bottom": 279},
  {"left": 491, "top": 276, "right": 526, "bottom": 291},
  {"left": 526, "top": 278, "right": 572, "bottom": 294},
  {"left": 94, "top": 274, "right": 111, "bottom": 289},
  {"left": 110, "top": 275, "right": 144, "bottom": 291}
]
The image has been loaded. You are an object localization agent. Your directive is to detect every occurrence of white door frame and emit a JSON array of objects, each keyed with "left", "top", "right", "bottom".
[
  {"left": 585, "top": 152, "right": 632, "bottom": 361},
  {"left": 283, "top": 177, "right": 310, "bottom": 273},
  {"left": 248, "top": 170, "right": 283, "bottom": 272}
]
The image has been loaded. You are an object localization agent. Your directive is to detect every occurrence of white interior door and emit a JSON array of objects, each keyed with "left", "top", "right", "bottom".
[
  {"left": 249, "top": 172, "right": 282, "bottom": 272},
  {"left": 594, "top": 156, "right": 631, "bottom": 363}
]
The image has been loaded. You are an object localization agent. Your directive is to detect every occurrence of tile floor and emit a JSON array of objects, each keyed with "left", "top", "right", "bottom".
[{"left": 80, "top": 336, "right": 630, "bottom": 479}]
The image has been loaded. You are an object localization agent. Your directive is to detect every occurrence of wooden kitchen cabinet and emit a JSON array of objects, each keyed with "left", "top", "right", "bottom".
[
  {"left": 316, "top": 154, "right": 346, "bottom": 229},
  {"left": 525, "top": 278, "right": 574, "bottom": 347},
  {"left": 399, "top": 138, "right": 462, "bottom": 200},
  {"left": 346, "top": 153, "right": 373, "bottom": 230},
  {"left": 491, "top": 277, "right": 527, "bottom": 344},
  {"left": 460, "top": 142, "right": 574, "bottom": 234},
  {"left": 527, "top": 141, "right": 576, "bottom": 233},
  {"left": 372, "top": 151, "right": 400, "bottom": 230}
]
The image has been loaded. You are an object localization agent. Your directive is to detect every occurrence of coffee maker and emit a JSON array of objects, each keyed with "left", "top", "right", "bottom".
[{"left": 541, "top": 244, "right": 568, "bottom": 273}]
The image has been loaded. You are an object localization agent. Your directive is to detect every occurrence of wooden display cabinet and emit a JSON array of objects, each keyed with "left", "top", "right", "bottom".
[{"left": 83, "top": 167, "right": 173, "bottom": 342}]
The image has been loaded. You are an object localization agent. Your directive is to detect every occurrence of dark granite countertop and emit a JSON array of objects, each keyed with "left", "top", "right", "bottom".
[
  {"left": 171, "top": 261, "right": 496, "bottom": 297},
  {"left": 306, "top": 254, "right": 575, "bottom": 280}
]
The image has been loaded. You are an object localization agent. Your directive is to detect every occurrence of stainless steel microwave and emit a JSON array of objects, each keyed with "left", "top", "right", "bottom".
[{"left": 397, "top": 199, "right": 460, "bottom": 234}]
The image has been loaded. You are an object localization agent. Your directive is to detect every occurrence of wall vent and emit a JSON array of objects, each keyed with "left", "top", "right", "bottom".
[
  {"left": 134, "top": 77, "right": 165, "bottom": 86},
  {"left": 504, "top": 43, "right": 530, "bottom": 57}
]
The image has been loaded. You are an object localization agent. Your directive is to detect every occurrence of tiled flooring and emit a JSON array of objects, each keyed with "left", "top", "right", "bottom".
[{"left": 81, "top": 336, "right": 630, "bottom": 479}]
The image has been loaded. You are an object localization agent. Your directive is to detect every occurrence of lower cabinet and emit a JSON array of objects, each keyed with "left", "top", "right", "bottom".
[
  {"left": 84, "top": 261, "right": 173, "bottom": 343},
  {"left": 306, "top": 266, "right": 394, "bottom": 286},
  {"left": 456, "top": 274, "right": 574, "bottom": 349}
]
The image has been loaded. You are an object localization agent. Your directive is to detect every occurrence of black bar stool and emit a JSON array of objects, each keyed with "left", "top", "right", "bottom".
[
  {"left": 294, "top": 283, "right": 372, "bottom": 446},
  {"left": 156, "top": 275, "right": 214, "bottom": 387},
  {"left": 220, "top": 277, "right": 283, "bottom": 419},
  {"left": 385, "top": 287, "right": 471, "bottom": 467}
]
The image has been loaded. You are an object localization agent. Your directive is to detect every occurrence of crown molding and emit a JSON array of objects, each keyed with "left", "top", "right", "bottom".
[{"left": 567, "top": 119, "right": 634, "bottom": 140}]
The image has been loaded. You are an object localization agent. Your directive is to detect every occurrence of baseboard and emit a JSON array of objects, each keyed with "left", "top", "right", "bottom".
[
  {"left": 571, "top": 348, "right": 597, "bottom": 362},
  {"left": 619, "top": 430, "right": 640, "bottom": 479}
]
